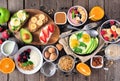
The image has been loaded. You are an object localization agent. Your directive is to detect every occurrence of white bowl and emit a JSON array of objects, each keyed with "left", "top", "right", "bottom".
[
  {"left": 90, "top": 55, "right": 103, "bottom": 69},
  {"left": 1, "top": 40, "right": 18, "bottom": 56},
  {"left": 14, "top": 46, "right": 43, "bottom": 74},
  {"left": 100, "top": 19, "right": 120, "bottom": 43},
  {"left": 42, "top": 45, "right": 59, "bottom": 62},
  {"left": 67, "top": 5, "right": 88, "bottom": 27}
]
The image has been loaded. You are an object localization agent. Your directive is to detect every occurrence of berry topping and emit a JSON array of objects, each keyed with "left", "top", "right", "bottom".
[
  {"left": 104, "top": 36, "right": 109, "bottom": 41},
  {"left": 110, "top": 20, "right": 115, "bottom": 25},
  {"left": 101, "top": 29, "right": 107, "bottom": 35}
]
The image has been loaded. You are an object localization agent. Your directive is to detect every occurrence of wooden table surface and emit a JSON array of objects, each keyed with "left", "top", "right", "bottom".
[{"left": 0, "top": 0, "right": 120, "bottom": 81}]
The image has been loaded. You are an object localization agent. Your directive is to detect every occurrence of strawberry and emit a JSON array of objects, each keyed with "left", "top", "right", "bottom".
[
  {"left": 2, "top": 30, "right": 10, "bottom": 39},
  {"left": 101, "top": 29, "right": 107, "bottom": 35},
  {"left": 42, "top": 28, "right": 49, "bottom": 38},
  {"left": 104, "top": 36, "right": 109, "bottom": 41},
  {"left": 48, "top": 24, "right": 55, "bottom": 33},
  {"left": 0, "top": 39, "right": 3, "bottom": 44},
  {"left": 0, "top": 27, "right": 3, "bottom": 32},
  {"left": 39, "top": 35, "right": 47, "bottom": 43},
  {"left": 110, "top": 20, "right": 115, "bottom": 25},
  {"left": 110, "top": 29, "right": 118, "bottom": 38}
]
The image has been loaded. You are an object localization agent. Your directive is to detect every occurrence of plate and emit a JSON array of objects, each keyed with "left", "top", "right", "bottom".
[
  {"left": 14, "top": 46, "right": 43, "bottom": 74},
  {"left": 9, "top": 9, "right": 60, "bottom": 45},
  {"left": 69, "top": 30, "right": 99, "bottom": 55}
]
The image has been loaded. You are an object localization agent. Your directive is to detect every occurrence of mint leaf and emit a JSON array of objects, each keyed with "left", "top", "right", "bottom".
[
  {"left": 74, "top": 47, "right": 82, "bottom": 54},
  {"left": 22, "top": 62, "right": 28, "bottom": 66},
  {"left": 72, "top": 11, "right": 75, "bottom": 19},
  {"left": 80, "top": 42, "right": 87, "bottom": 48},
  {"left": 28, "top": 61, "right": 33, "bottom": 65},
  {"left": 77, "top": 32, "right": 83, "bottom": 39}
]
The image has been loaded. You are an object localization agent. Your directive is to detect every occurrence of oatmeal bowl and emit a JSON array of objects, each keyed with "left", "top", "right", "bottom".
[{"left": 14, "top": 46, "right": 43, "bottom": 74}]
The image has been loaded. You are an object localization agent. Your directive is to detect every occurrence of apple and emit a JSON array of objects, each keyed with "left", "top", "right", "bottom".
[{"left": 0, "top": 7, "right": 10, "bottom": 25}]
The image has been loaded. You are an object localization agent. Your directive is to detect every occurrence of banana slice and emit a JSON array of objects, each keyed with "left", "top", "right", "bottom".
[
  {"left": 116, "top": 28, "right": 120, "bottom": 35},
  {"left": 37, "top": 20, "right": 43, "bottom": 26},
  {"left": 38, "top": 14, "right": 45, "bottom": 20},
  {"left": 31, "top": 17, "right": 37, "bottom": 23},
  {"left": 111, "top": 25, "right": 117, "bottom": 31},
  {"left": 29, "top": 23, "right": 37, "bottom": 32}
]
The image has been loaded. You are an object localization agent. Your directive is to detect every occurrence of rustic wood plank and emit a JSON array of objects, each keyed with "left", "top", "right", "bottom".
[
  {"left": 8, "top": 0, "right": 23, "bottom": 13},
  {"left": 40, "top": 0, "right": 56, "bottom": 10},
  {"left": 9, "top": 69, "right": 24, "bottom": 81},
  {"left": 25, "top": 0, "right": 40, "bottom": 9},
  {"left": 24, "top": 72, "right": 40, "bottom": 81},
  {"left": 73, "top": 0, "right": 89, "bottom": 11},
  {"left": 0, "top": 0, "right": 7, "bottom": 8},
  {"left": 105, "top": 0, "right": 120, "bottom": 19},
  {"left": 56, "top": 0, "right": 72, "bottom": 12},
  {"left": 89, "top": 0, "right": 104, "bottom": 10}
]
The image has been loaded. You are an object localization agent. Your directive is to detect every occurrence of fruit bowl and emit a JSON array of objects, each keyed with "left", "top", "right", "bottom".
[
  {"left": 100, "top": 19, "right": 120, "bottom": 43},
  {"left": 14, "top": 46, "right": 43, "bottom": 74},
  {"left": 67, "top": 5, "right": 88, "bottom": 26},
  {"left": 69, "top": 30, "right": 99, "bottom": 55}
]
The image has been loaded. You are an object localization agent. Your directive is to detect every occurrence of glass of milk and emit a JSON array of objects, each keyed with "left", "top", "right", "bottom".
[{"left": 1, "top": 40, "right": 18, "bottom": 56}]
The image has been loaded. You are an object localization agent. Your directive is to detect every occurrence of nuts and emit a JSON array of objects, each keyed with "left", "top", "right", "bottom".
[{"left": 56, "top": 43, "right": 63, "bottom": 51}]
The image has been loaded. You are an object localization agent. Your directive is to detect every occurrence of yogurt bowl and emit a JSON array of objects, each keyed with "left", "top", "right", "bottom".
[
  {"left": 1, "top": 40, "right": 18, "bottom": 56},
  {"left": 67, "top": 5, "right": 88, "bottom": 26}
]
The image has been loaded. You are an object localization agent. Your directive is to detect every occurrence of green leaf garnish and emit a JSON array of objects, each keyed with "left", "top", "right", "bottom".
[
  {"left": 22, "top": 61, "right": 33, "bottom": 67},
  {"left": 72, "top": 11, "right": 75, "bottom": 19},
  {"left": 77, "top": 32, "right": 83, "bottom": 39},
  {"left": 80, "top": 42, "right": 87, "bottom": 48},
  {"left": 74, "top": 47, "right": 82, "bottom": 54}
]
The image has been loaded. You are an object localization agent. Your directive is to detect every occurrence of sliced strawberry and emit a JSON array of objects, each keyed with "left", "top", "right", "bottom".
[
  {"left": 110, "top": 29, "right": 118, "bottom": 38},
  {"left": 39, "top": 34, "right": 47, "bottom": 43},
  {"left": 42, "top": 28, "right": 49, "bottom": 38},
  {"left": 48, "top": 24, "right": 55, "bottom": 33}
]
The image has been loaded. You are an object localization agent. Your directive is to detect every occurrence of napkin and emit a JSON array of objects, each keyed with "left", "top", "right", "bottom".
[{"left": 59, "top": 30, "right": 105, "bottom": 62}]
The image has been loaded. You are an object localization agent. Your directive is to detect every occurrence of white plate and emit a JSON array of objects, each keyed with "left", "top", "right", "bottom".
[{"left": 14, "top": 46, "right": 43, "bottom": 74}]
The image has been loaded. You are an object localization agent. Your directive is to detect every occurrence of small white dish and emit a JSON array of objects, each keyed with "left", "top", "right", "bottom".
[
  {"left": 54, "top": 12, "right": 67, "bottom": 25},
  {"left": 90, "top": 55, "right": 103, "bottom": 69},
  {"left": 42, "top": 45, "right": 59, "bottom": 62},
  {"left": 14, "top": 46, "right": 43, "bottom": 74},
  {"left": 1, "top": 40, "right": 18, "bottom": 56}
]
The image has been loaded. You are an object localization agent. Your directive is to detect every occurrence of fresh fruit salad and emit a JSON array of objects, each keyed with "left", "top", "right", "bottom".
[
  {"left": 67, "top": 6, "right": 87, "bottom": 26},
  {"left": 18, "top": 48, "right": 40, "bottom": 70},
  {"left": 100, "top": 20, "right": 120, "bottom": 43},
  {"left": 69, "top": 31, "right": 98, "bottom": 55}
]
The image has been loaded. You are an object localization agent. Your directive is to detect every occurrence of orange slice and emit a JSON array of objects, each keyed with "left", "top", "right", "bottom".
[
  {"left": 76, "top": 62, "right": 91, "bottom": 76},
  {"left": 0, "top": 58, "right": 15, "bottom": 74}
]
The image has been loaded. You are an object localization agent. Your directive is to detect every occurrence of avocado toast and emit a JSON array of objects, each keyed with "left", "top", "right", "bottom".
[{"left": 9, "top": 10, "right": 29, "bottom": 32}]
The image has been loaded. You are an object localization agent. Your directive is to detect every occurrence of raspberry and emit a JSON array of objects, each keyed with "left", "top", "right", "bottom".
[
  {"left": 110, "top": 20, "right": 115, "bottom": 25},
  {"left": 0, "top": 39, "right": 3, "bottom": 44},
  {"left": 101, "top": 30, "right": 107, "bottom": 35},
  {"left": 27, "top": 49, "right": 31, "bottom": 53},
  {"left": 104, "top": 36, "right": 109, "bottom": 41}
]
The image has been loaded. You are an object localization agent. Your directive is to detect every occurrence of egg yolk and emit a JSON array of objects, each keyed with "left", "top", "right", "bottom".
[
  {"left": 70, "top": 39, "right": 79, "bottom": 48},
  {"left": 82, "top": 34, "right": 90, "bottom": 43}
]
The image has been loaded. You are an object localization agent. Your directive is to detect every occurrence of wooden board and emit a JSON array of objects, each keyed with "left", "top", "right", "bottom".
[{"left": 9, "top": 9, "right": 60, "bottom": 45}]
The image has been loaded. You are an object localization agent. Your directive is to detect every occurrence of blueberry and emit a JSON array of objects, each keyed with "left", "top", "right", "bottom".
[
  {"left": 111, "top": 39, "right": 115, "bottom": 42},
  {"left": 78, "top": 14, "right": 81, "bottom": 19}
]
